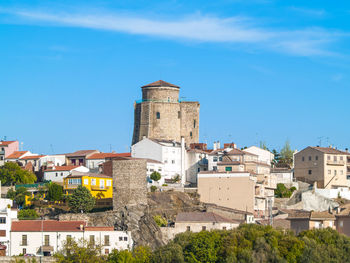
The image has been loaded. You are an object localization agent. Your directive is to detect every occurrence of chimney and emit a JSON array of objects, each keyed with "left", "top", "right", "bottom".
[
  {"left": 80, "top": 224, "right": 84, "bottom": 231},
  {"left": 217, "top": 141, "right": 221, "bottom": 149},
  {"left": 346, "top": 148, "right": 349, "bottom": 153},
  {"left": 213, "top": 142, "right": 217, "bottom": 151}
]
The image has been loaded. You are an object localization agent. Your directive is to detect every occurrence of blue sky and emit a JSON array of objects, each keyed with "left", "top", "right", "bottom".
[{"left": 1, "top": 0, "right": 350, "bottom": 154}]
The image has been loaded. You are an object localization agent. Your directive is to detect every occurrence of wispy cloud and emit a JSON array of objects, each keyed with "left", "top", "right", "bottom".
[
  {"left": 289, "top": 6, "right": 326, "bottom": 17},
  {"left": 0, "top": 7, "right": 346, "bottom": 56}
]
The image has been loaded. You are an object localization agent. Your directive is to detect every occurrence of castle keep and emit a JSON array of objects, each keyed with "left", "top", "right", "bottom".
[{"left": 132, "top": 80, "right": 200, "bottom": 145}]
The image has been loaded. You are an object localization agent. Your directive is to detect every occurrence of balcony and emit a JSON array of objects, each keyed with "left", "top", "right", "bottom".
[{"left": 327, "top": 160, "right": 345, "bottom": 166}]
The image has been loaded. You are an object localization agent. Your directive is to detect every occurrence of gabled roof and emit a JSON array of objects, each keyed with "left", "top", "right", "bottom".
[
  {"left": 141, "top": 80, "right": 179, "bottom": 89},
  {"left": 67, "top": 172, "right": 112, "bottom": 179},
  {"left": 44, "top": 165, "right": 80, "bottom": 172},
  {"left": 86, "top": 152, "right": 131, "bottom": 160},
  {"left": 176, "top": 212, "right": 239, "bottom": 223},
  {"left": 11, "top": 220, "right": 87, "bottom": 232},
  {"left": 66, "top": 150, "right": 99, "bottom": 157},
  {"left": 20, "top": 155, "right": 46, "bottom": 160},
  {"left": 6, "top": 151, "right": 29, "bottom": 159},
  {"left": 287, "top": 210, "right": 335, "bottom": 220},
  {"left": 311, "top": 147, "right": 350, "bottom": 155},
  {"left": 0, "top": 141, "right": 16, "bottom": 146}
]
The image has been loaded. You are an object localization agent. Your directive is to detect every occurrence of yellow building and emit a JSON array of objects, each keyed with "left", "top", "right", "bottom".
[{"left": 63, "top": 172, "right": 113, "bottom": 200}]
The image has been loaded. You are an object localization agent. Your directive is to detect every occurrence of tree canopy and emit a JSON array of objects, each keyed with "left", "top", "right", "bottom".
[
  {"left": 0, "top": 162, "right": 36, "bottom": 186},
  {"left": 47, "top": 183, "right": 63, "bottom": 201},
  {"left": 68, "top": 185, "right": 95, "bottom": 213},
  {"left": 150, "top": 171, "right": 161, "bottom": 182},
  {"left": 6, "top": 187, "right": 30, "bottom": 207}
]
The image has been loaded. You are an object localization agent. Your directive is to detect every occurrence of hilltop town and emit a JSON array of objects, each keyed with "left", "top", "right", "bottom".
[{"left": 1, "top": 80, "right": 350, "bottom": 260}]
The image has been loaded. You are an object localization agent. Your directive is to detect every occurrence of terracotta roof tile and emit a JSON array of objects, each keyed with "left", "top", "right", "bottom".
[
  {"left": 6, "top": 151, "right": 29, "bottom": 159},
  {"left": 141, "top": 80, "right": 179, "bottom": 89},
  {"left": 66, "top": 150, "right": 99, "bottom": 157},
  {"left": 20, "top": 155, "right": 46, "bottom": 160},
  {"left": 84, "top": 227, "right": 114, "bottom": 231},
  {"left": 11, "top": 220, "right": 86, "bottom": 232},
  {"left": 87, "top": 152, "right": 131, "bottom": 159},
  {"left": 176, "top": 212, "right": 239, "bottom": 223},
  {"left": 44, "top": 165, "right": 80, "bottom": 172},
  {"left": 311, "top": 147, "right": 350, "bottom": 155},
  {"left": 0, "top": 141, "right": 16, "bottom": 146}
]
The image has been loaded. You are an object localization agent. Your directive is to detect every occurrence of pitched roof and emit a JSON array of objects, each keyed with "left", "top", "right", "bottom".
[
  {"left": 87, "top": 152, "right": 131, "bottom": 159},
  {"left": 176, "top": 212, "right": 239, "bottom": 223},
  {"left": 141, "top": 80, "right": 179, "bottom": 89},
  {"left": 11, "top": 220, "right": 86, "bottom": 232},
  {"left": 84, "top": 226, "right": 114, "bottom": 231},
  {"left": 287, "top": 210, "right": 335, "bottom": 220},
  {"left": 67, "top": 172, "right": 112, "bottom": 179},
  {"left": 0, "top": 141, "right": 16, "bottom": 146},
  {"left": 311, "top": 147, "right": 350, "bottom": 155},
  {"left": 310, "top": 211, "right": 336, "bottom": 220},
  {"left": 44, "top": 165, "right": 80, "bottom": 172},
  {"left": 20, "top": 155, "right": 46, "bottom": 160},
  {"left": 6, "top": 151, "right": 29, "bottom": 159},
  {"left": 66, "top": 150, "right": 99, "bottom": 157}
]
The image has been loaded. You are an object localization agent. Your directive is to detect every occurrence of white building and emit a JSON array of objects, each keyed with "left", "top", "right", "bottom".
[
  {"left": 243, "top": 146, "right": 274, "bottom": 168},
  {"left": 10, "top": 220, "right": 133, "bottom": 256},
  {"left": 0, "top": 198, "right": 17, "bottom": 256},
  {"left": 131, "top": 137, "right": 207, "bottom": 186},
  {"left": 86, "top": 153, "right": 131, "bottom": 172},
  {"left": 5, "top": 151, "right": 33, "bottom": 163},
  {"left": 271, "top": 168, "right": 294, "bottom": 184},
  {"left": 43, "top": 165, "right": 89, "bottom": 183}
]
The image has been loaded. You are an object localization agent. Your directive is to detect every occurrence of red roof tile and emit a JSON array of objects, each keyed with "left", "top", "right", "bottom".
[
  {"left": 6, "top": 151, "right": 29, "bottom": 159},
  {"left": 66, "top": 150, "right": 99, "bottom": 157},
  {"left": 20, "top": 155, "right": 46, "bottom": 160},
  {"left": 141, "top": 80, "right": 180, "bottom": 89},
  {"left": 87, "top": 152, "right": 131, "bottom": 160},
  {"left": 84, "top": 226, "right": 114, "bottom": 231},
  {"left": 11, "top": 220, "right": 86, "bottom": 232},
  {"left": 44, "top": 165, "right": 80, "bottom": 172},
  {"left": 176, "top": 212, "right": 239, "bottom": 223},
  {"left": 0, "top": 141, "right": 16, "bottom": 146}
]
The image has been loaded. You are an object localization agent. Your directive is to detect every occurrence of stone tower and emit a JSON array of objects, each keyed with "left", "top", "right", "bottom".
[{"left": 132, "top": 80, "right": 200, "bottom": 145}]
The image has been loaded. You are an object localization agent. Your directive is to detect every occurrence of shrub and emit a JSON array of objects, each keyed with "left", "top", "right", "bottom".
[
  {"left": 153, "top": 215, "right": 167, "bottom": 227},
  {"left": 150, "top": 186, "right": 157, "bottom": 192},
  {"left": 47, "top": 183, "right": 63, "bottom": 201},
  {"left": 150, "top": 171, "right": 161, "bottom": 182},
  {"left": 68, "top": 185, "right": 95, "bottom": 213},
  {"left": 18, "top": 209, "right": 38, "bottom": 219}
]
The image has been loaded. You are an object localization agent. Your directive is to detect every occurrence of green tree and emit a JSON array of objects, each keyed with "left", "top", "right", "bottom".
[
  {"left": 150, "top": 171, "right": 161, "bottom": 182},
  {"left": 68, "top": 185, "right": 95, "bottom": 213},
  {"left": 7, "top": 187, "right": 30, "bottom": 206},
  {"left": 47, "top": 183, "right": 63, "bottom": 201},
  {"left": 259, "top": 141, "right": 269, "bottom": 151},
  {"left": 275, "top": 183, "right": 296, "bottom": 198},
  {"left": 279, "top": 140, "right": 294, "bottom": 167},
  {"left": 153, "top": 215, "right": 167, "bottom": 227},
  {"left": 152, "top": 242, "right": 185, "bottom": 263},
  {"left": 107, "top": 249, "right": 134, "bottom": 263},
  {"left": 133, "top": 246, "right": 152, "bottom": 263},
  {"left": 18, "top": 209, "right": 38, "bottom": 219},
  {"left": 0, "top": 162, "right": 36, "bottom": 186}
]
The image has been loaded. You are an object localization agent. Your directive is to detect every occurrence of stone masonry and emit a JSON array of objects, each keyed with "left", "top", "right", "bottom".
[{"left": 132, "top": 80, "right": 200, "bottom": 146}]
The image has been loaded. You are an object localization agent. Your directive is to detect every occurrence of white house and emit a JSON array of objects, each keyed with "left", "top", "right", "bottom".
[
  {"left": 10, "top": 220, "right": 133, "bottom": 256},
  {"left": 243, "top": 146, "right": 274, "bottom": 166},
  {"left": 0, "top": 198, "right": 17, "bottom": 256},
  {"left": 86, "top": 153, "right": 131, "bottom": 172},
  {"left": 43, "top": 165, "right": 89, "bottom": 183},
  {"left": 5, "top": 151, "right": 33, "bottom": 163}
]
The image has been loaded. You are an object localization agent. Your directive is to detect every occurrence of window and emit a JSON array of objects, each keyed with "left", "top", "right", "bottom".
[
  {"left": 219, "top": 157, "right": 223, "bottom": 161},
  {"left": 193, "top": 120, "right": 196, "bottom": 128},
  {"left": 202, "top": 226, "right": 206, "bottom": 231},
  {"left": 329, "top": 221, "right": 333, "bottom": 227},
  {"left": 334, "top": 170, "right": 337, "bottom": 176},
  {"left": 56, "top": 172, "right": 58, "bottom": 177},
  {"left": 197, "top": 168, "right": 200, "bottom": 172},
  {"left": 61, "top": 172, "right": 63, "bottom": 176},
  {"left": 84, "top": 179, "right": 89, "bottom": 185},
  {"left": 341, "top": 170, "right": 344, "bottom": 175},
  {"left": 22, "top": 235, "right": 27, "bottom": 246},
  {"left": 186, "top": 226, "right": 191, "bottom": 231},
  {"left": 213, "top": 166, "right": 217, "bottom": 171},
  {"left": 340, "top": 220, "right": 344, "bottom": 227},
  {"left": 119, "top": 237, "right": 123, "bottom": 241},
  {"left": 328, "top": 170, "right": 331, "bottom": 175},
  {"left": 315, "top": 156, "right": 318, "bottom": 161},
  {"left": 0, "top": 156, "right": 3, "bottom": 161},
  {"left": 123, "top": 236, "right": 128, "bottom": 241},
  {"left": 0, "top": 217, "right": 6, "bottom": 224},
  {"left": 178, "top": 111, "right": 181, "bottom": 118},
  {"left": 223, "top": 227, "right": 227, "bottom": 230},
  {"left": 190, "top": 132, "right": 193, "bottom": 138},
  {"left": 213, "top": 157, "right": 218, "bottom": 162},
  {"left": 68, "top": 178, "right": 82, "bottom": 185},
  {"left": 327, "top": 156, "right": 331, "bottom": 161},
  {"left": 100, "top": 179, "right": 105, "bottom": 189},
  {"left": 156, "top": 112, "right": 160, "bottom": 119},
  {"left": 91, "top": 178, "right": 96, "bottom": 186},
  {"left": 225, "top": 167, "right": 232, "bottom": 172},
  {"left": 308, "top": 170, "right": 312, "bottom": 175},
  {"left": 105, "top": 249, "right": 110, "bottom": 255},
  {"left": 79, "top": 159, "right": 84, "bottom": 165},
  {"left": 309, "top": 156, "right": 311, "bottom": 161},
  {"left": 347, "top": 175, "right": 350, "bottom": 180},
  {"left": 334, "top": 156, "right": 337, "bottom": 161},
  {"left": 90, "top": 235, "right": 95, "bottom": 246},
  {"left": 66, "top": 235, "right": 72, "bottom": 241},
  {"left": 340, "top": 156, "right": 344, "bottom": 161},
  {"left": 172, "top": 160, "right": 175, "bottom": 164},
  {"left": 71, "top": 159, "right": 76, "bottom": 165},
  {"left": 106, "top": 180, "right": 112, "bottom": 187},
  {"left": 164, "top": 160, "right": 168, "bottom": 163},
  {"left": 302, "top": 157, "right": 305, "bottom": 161},
  {"left": 150, "top": 169, "right": 154, "bottom": 172},
  {"left": 1, "top": 148, "right": 3, "bottom": 151},
  {"left": 23, "top": 248, "right": 26, "bottom": 255},
  {"left": 104, "top": 235, "right": 110, "bottom": 246},
  {"left": 158, "top": 168, "right": 162, "bottom": 172},
  {"left": 44, "top": 235, "right": 50, "bottom": 246}
]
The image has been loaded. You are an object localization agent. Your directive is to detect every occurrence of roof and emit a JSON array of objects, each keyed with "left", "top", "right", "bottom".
[
  {"left": 66, "top": 150, "right": 99, "bottom": 157},
  {"left": 0, "top": 141, "right": 16, "bottom": 146},
  {"left": 287, "top": 210, "right": 335, "bottom": 220},
  {"left": 11, "top": 220, "right": 86, "bottom": 232},
  {"left": 84, "top": 226, "right": 114, "bottom": 231},
  {"left": 141, "top": 80, "right": 180, "bottom": 89},
  {"left": 257, "top": 219, "right": 290, "bottom": 229},
  {"left": 67, "top": 172, "right": 112, "bottom": 179},
  {"left": 87, "top": 152, "right": 131, "bottom": 160},
  {"left": 20, "top": 155, "right": 46, "bottom": 160},
  {"left": 44, "top": 165, "right": 80, "bottom": 172},
  {"left": 176, "top": 212, "right": 239, "bottom": 223},
  {"left": 6, "top": 151, "right": 29, "bottom": 159},
  {"left": 311, "top": 147, "right": 350, "bottom": 155}
]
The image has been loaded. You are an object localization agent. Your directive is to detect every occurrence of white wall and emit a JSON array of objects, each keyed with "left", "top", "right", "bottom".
[
  {"left": 44, "top": 166, "right": 89, "bottom": 183},
  {"left": 10, "top": 230, "right": 132, "bottom": 256},
  {"left": 244, "top": 146, "right": 274, "bottom": 165},
  {"left": 0, "top": 199, "right": 17, "bottom": 255}
]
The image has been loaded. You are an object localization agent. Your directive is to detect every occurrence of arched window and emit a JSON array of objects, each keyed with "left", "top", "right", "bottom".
[{"left": 156, "top": 112, "right": 160, "bottom": 119}]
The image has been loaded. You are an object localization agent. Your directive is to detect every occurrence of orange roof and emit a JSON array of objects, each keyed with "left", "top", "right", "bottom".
[
  {"left": 87, "top": 152, "right": 131, "bottom": 160},
  {"left": 6, "top": 151, "right": 28, "bottom": 159},
  {"left": 0, "top": 141, "right": 16, "bottom": 146},
  {"left": 20, "top": 155, "right": 46, "bottom": 160},
  {"left": 11, "top": 220, "right": 86, "bottom": 232},
  {"left": 84, "top": 226, "right": 114, "bottom": 231},
  {"left": 44, "top": 165, "right": 80, "bottom": 172},
  {"left": 141, "top": 80, "right": 180, "bottom": 89}
]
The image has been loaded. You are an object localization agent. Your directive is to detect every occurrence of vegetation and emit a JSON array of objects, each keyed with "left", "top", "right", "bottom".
[
  {"left": 7, "top": 187, "right": 30, "bottom": 207},
  {"left": 53, "top": 225, "right": 350, "bottom": 263},
  {"left": 150, "top": 171, "right": 161, "bottom": 182},
  {"left": 47, "top": 183, "right": 63, "bottom": 201},
  {"left": 279, "top": 140, "right": 294, "bottom": 167},
  {"left": 275, "top": 183, "right": 297, "bottom": 198},
  {"left": 0, "top": 162, "right": 36, "bottom": 186},
  {"left": 153, "top": 215, "right": 167, "bottom": 227},
  {"left": 18, "top": 209, "right": 39, "bottom": 219},
  {"left": 68, "top": 185, "right": 95, "bottom": 213},
  {"left": 150, "top": 186, "right": 157, "bottom": 192}
]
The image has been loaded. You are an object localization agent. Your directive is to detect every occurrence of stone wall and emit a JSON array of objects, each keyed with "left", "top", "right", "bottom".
[
  {"left": 112, "top": 159, "right": 148, "bottom": 210},
  {"left": 180, "top": 101, "right": 200, "bottom": 145}
]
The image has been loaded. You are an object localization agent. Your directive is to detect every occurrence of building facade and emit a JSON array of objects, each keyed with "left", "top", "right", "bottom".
[
  {"left": 0, "top": 141, "right": 19, "bottom": 166},
  {"left": 132, "top": 80, "right": 200, "bottom": 146},
  {"left": 0, "top": 198, "right": 17, "bottom": 256},
  {"left": 43, "top": 165, "right": 89, "bottom": 183}
]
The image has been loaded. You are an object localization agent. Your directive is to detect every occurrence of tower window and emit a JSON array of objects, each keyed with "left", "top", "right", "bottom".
[
  {"left": 190, "top": 132, "right": 193, "bottom": 138},
  {"left": 156, "top": 112, "right": 160, "bottom": 119},
  {"left": 194, "top": 120, "right": 196, "bottom": 128},
  {"left": 178, "top": 111, "right": 181, "bottom": 119}
]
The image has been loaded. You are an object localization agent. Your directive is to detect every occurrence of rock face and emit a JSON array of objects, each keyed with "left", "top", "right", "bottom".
[{"left": 58, "top": 191, "right": 204, "bottom": 249}]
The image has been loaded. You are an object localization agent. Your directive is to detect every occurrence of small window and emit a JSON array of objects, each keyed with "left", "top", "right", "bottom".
[
  {"left": 197, "top": 168, "right": 200, "bottom": 172},
  {"left": 308, "top": 170, "right": 312, "bottom": 175},
  {"left": 123, "top": 236, "right": 128, "bottom": 241},
  {"left": 328, "top": 170, "right": 331, "bottom": 175},
  {"left": 90, "top": 235, "right": 95, "bottom": 246},
  {"left": 23, "top": 248, "right": 26, "bottom": 255},
  {"left": 347, "top": 175, "right": 350, "bottom": 180},
  {"left": 213, "top": 166, "right": 217, "bottom": 171},
  {"left": 193, "top": 120, "right": 196, "bottom": 128},
  {"left": 156, "top": 112, "right": 160, "bottom": 119},
  {"left": 334, "top": 156, "right": 337, "bottom": 161},
  {"left": 186, "top": 226, "right": 191, "bottom": 231},
  {"left": 213, "top": 157, "right": 218, "bottom": 162},
  {"left": 0, "top": 217, "right": 6, "bottom": 224},
  {"left": 190, "top": 132, "right": 193, "bottom": 138},
  {"left": 219, "top": 157, "right": 223, "bottom": 161},
  {"left": 56, "top": 173, "right": 58, "bottom": 177},
  {"left": 340, "top": 220, "right": 344, "bottom": 227},
  {"left": 223, "top": 227, "right": 227, "bottom": 230},
  {"left": 334, "top": 170, "right": 337, "bottom": 175},
  {"left": 105, "top": 249, "right": 110, "bottom": 255},
  {"left": 308, "top": 156, "right": 311, "bottom": 161},
  {"left": 106, "top": 180, "right": 112, "bottom": 187},
  {"left": 66, "top": 235, "right": 72, "bottom": 241},
  {"left": 315, "top": 156, "right": 318, "bottom": 161},
  {"left": 45, "top": 235, "right": 50, "bottom": 246},
  {"left": 0, "top": 156, "right": 3, "bottom": 160},
  {"left": 119, "top": 236, "right": 123, "bottom": 241},
  {"left": 302, "top": 157, "right": 305, "bottom": 161},
  {"left": 91, "top": 179, "right": 96, "bottom": 186},
  {"left": 104, "top": 235, "right": 110, "bottom": 246},
  {"left": 172, "top": 160, "right": 175, "bottom": 164},
  {"left": 341, "top": 170, "right": 344, "bottom": 175},
  {"left": 178, "top": 111, "right": 181, "bottom": 119},
  {"left": 202, "top": 226, "right": 206, "bottom": 231},
  {"left": 22, "top": 235, "right": 27, "bottom": 246},
  {"left": 225, "top": 167, "right": 232, "bottom": 172},
  {"left": 84, "top": 179, "right": 89, "bottom": 185}
]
